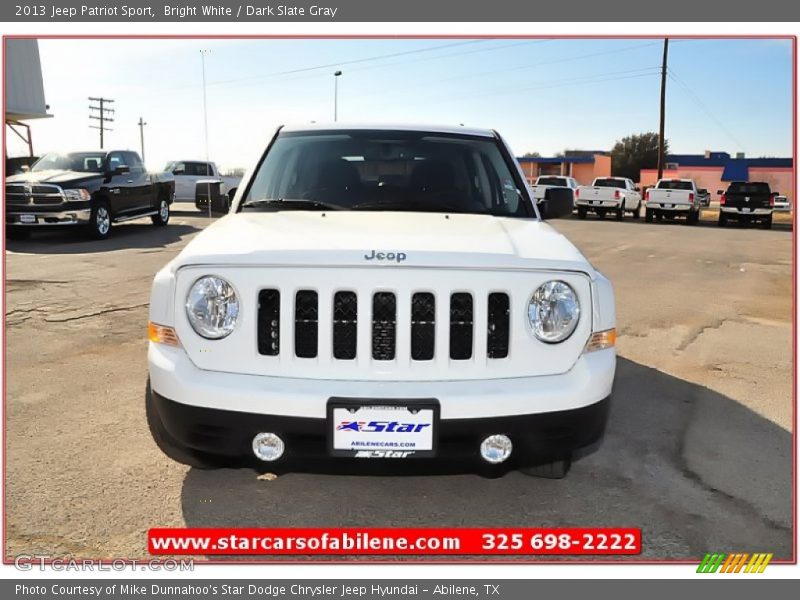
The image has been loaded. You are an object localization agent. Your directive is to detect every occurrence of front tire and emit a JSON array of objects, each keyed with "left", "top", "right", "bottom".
[
  {"left": 520, "top": 455, "right": 572, "bottom": 479},
  {"left": 615, "top": 206, "right": 624, "bottom": 221},
  {"left": 151, "top": 197, "right": 170, "bottom": 226},
  {"left": 718, "top": 212, "right": 728, "bottom": 227},
  {"left": 761, "top": 215, "right": 773, "bottom": 229},
  {"left": 145, "top": 380, "right": 222, "bottom": 469},
  {"left": 645, "top": 208, "right": 654, "bottom": 223},
  {"left": 631, "top": 202, "right": 641, "bottom": 219},
  {"left": 87, "top": 201, "right": 112, "bottom": 239},
  {"left": 577, "top": 206, "right": 587, "bottom": 219}
]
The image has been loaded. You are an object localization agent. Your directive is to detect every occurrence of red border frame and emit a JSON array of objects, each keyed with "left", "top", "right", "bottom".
[{"left": 1, "top": 33, "right": 796, "bottom": 567}]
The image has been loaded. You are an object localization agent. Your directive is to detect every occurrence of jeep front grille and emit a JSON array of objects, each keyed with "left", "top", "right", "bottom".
[{"left": 256, "top": 290, "right": 510, "bottom": 363}]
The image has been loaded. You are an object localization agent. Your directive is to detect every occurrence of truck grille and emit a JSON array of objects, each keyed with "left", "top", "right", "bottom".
[
  {"left": 257, "top": 290, "right": 510, "bottom": 363},
  {"left": 5, "top": 183, "right": 64, "bottom": 206}
]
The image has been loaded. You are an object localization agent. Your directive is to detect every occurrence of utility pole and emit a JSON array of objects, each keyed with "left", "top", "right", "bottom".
[
  {"left": 333, "top": 70, "right": 342, "bottom": 121},
  {"left": 138, "top": 117, "right": 147, "bottom": 163},
  {"left": 657, "top": 38, "right": 669, "bottom": 180},
  {"left": 200, "top": 49, "right": 212, "bottom": 220},
  {"left": 88, "top": 97, "right": 114, "bottom": 149}
]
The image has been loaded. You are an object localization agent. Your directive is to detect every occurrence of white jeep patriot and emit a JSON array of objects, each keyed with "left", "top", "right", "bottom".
[{"left": 147, "top": 124, "right": 616, "bottom": 478}]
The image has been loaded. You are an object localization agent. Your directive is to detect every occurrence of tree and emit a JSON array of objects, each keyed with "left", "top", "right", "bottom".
[
  {"left": 610, "top": 132, "right": 668, "bottom": 182},
  {"left": 521, "top": 151, "right": 541, "bottom": 158}
]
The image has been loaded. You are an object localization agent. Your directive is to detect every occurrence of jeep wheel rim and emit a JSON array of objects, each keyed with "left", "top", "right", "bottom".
[
  {"left": 97, "top": 207, "right": 110, "bottom": 234},
  {"left": 159, "top": 200, "right": 169, "bottom": 220}
]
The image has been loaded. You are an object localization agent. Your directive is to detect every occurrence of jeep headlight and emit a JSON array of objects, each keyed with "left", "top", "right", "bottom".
[
  {"left": 527, "top": 280, "right": 580, "bottom": 343},
  {"left": 185, "top": 276, "right": 239, "bottom": 339}
]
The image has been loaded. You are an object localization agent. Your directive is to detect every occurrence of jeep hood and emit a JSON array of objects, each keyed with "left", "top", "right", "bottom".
[{"left": 173, "top": 211, "right": 595, "bottom": 276}]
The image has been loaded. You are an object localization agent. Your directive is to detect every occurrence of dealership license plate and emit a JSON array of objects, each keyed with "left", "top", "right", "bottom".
[
  {"left": 19, "top": 214, "right": 36, "bottom": 223},
  {"left": 329, "top": 403, "right": 437, "bottom": 457}
]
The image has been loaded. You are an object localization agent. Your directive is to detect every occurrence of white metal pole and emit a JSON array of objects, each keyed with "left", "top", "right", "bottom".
[{"left": 201, "top": 49, "right": 212, "bottom": 220}]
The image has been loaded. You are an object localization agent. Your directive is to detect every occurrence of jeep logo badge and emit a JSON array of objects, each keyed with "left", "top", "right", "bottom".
[{"left": 364, "top": 250, "right": 407, "bottom": 263}]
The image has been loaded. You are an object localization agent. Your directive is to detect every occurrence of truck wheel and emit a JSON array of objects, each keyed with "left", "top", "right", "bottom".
[
  {"left": 596, "top": 209, "right": 606, "bottom": 219},
  {"left": 520, "top": 455, "right": 572, "bottom": 479},
  {"left": 6, "top": 227, "right": 31, "bottom": 240},
  {"left": 615, "top": 207, "right": 624, "bottom": 221},
  {"left": 577, "top": 207, "right": 587, "bottom": 219},
  {"left": 685, "top": 210, "right": 699, "bottom": 225},
  {"left": 151, "top": 197, "right": 170, "bottom": 226},
  {"left": 631, "top": 202, "right": 641, "bottom": 219},
  {"left": 645, "top": 208, "right": 654, "bottom": 223},
  {"left": 718, "top": 213, "right": 728, "bottom": 227},
  {"left": 761, "top": 215, "right": 773, "bottom": 230},
  {"left": 87, "top": 201, "right": 112, "bottom": 239},
  {"left": 145, "top": 380, "right": 222, "bottom": 469}
]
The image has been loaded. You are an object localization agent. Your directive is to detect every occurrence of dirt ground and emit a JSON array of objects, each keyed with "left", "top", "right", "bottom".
[{"left": 3, "top": 204, "right": 793, "bottom": 561}]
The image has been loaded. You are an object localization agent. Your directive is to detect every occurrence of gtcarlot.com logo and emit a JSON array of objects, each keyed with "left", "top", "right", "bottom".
[{"left": 697, "top": 552, "right": 773, "bottom": 573}]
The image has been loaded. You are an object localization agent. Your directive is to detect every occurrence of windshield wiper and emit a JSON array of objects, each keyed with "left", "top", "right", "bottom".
[
  {"left": 350, "top": 198, "right": 467, "bottom": 213},
  {"left": 241, "top": 198, "right": 345, "bottom": 211}
]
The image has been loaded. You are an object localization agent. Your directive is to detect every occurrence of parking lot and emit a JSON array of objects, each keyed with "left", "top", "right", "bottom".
[{"left": 4, "top": 204, "right": 793, "bottom": 561}]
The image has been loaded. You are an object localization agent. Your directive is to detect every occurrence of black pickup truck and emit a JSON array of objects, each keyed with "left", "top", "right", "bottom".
[
  {"left": 5, "top": 150, "right": 175, "bottom": 240},
  {"left": 717, "top": 181, "right": 776, "bottom": 229}
]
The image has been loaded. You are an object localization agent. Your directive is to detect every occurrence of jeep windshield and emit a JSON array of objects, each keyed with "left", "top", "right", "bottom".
[
  {"left": 31, "top": 152, "right": 106, "bottom": 173},
  {"left": 240, "top": 130, "right": 531, "bottom": 217}
]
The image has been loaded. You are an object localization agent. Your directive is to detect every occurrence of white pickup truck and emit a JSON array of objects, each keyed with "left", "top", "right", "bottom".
[
  {"left": 644, "top": 178, "right": 702, "bottom": 224},
  {"left": 530, "top": 175, "right": 580, "bottom": 208},
  {"left": 164, "top": 160, "right": 241, "bottom": 206},
  {"left": 146, "top": 124, "right": 617, "bottom": 479},
  {"left": 575, "top": 177, "right": 642, "bottom": 220}
]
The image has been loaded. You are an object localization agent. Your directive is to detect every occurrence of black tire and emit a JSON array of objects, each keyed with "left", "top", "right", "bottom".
[
  {"left": 615, "top": 206, "right": 624, "bottom": 221},
  {"left": 145, "top": 380, "right": 222, "bottom": 469},
  {"left": 718, "top": 212, "right": 728, "bottom": 227},
  {"left": 631, "top": 202, "right": 641, "bottom": 219},
  {"left": 645, "top": 208, "right": 654, "bottom": 223},
  {"left": 151, "top": 197, "right": 170, "bottom": 226},
  {"left": 761, "top": 215, "right": 773, "bottom": 230},
  {"left": 577, "top": 206, "right": 587, "bottom": 220},
  {"left": 685, "top": 210, "right": 699, "bottom": 225},
  {"left": 520, "top": 455, "right": 572, "bottom": 479},
  {"left": 6, "top": 227, "right": 31, "bottom": 240},
  {"left": 87, "top": 200, "right": 112, "bottom": 239},
  {"left": 596, "top": 209, "right": 606, "bottom": 219}
]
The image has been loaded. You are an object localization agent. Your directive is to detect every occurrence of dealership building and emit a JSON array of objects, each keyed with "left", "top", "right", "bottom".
[
  {"left": 640, "top": 152, "right": 794, "bottom": 200},
  {"left": 517, "top": 152, "right": 612, "bottom": 186}
]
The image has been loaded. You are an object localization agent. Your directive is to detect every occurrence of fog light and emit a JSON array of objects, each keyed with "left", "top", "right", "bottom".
[
  {"left": 252, "top": 432, "right": 285, "bottom": 462},
  {"left": 480, "top": 434, "right": 513, "bottom": 464}
]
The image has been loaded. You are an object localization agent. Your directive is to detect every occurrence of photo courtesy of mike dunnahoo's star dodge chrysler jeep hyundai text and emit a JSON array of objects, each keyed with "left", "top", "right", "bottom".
[{"left": 146, "top": 124, "right": 616, "bottom": 478}]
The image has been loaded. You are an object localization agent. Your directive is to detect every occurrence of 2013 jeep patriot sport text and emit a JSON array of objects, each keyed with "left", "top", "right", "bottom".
[{"left": 146, "top": 124, "right": 616, "bottom": 478}]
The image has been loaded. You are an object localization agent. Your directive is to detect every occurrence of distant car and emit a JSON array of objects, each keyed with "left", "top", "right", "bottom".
[
  {"left": 530, "top": 176, "right": 580, "bottom": 208},
  {"left": 718, "top": 181, "right": 776, "bottom": 229},
  {"left": 773, "top": 195, "right": 791, "bottom": 212},
  {"left": 6, "top": 150, "right": 174, "bottom": 240},
  {"left": 164, "top": 160, "right": 240, "bottom": 205},
  {"left": 644, "top": 178, "right": 703, "bottom": 225},
  {"left": 575, "top": 177, "right": 642, "bottom": 220}
]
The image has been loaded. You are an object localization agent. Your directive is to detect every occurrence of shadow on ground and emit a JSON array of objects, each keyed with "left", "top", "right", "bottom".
[
  {"left": 179, "top": 357, "right": 792, "bottom": 560},
  {"left": 5, "top": 222, "right": 201, "bottom": 255}
]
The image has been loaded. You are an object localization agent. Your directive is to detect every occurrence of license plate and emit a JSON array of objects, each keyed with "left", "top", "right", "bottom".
[
  {"left": 665, "top": 204, "right": 673, "bottom": 209},
  {"left": 328, "top": 400, "right": 438, "bottom": 458},
  {"left": 19, "top": 214, "right": 36, "bottom": 224}
]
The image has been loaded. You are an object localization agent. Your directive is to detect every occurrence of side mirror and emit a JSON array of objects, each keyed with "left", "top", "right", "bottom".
[
  {"left": 228, "top": 187, "right": 238, "bottom": 200},
  {"left": 111, "top": 164, "right": 130, "bottom": 175},
  {"left": 173, "top": 167, "right": 185, "bottom": 175},
  {"left": 772, "top": 191, "right": 779, "bottom": 197},
  {"left": 19, "top": 165, "right": 30, "bottom": 173},
  {"left": 698, "top": 189, "right": 708, "bottom": 194},
  {"left": 539, "top": 187, "right": 574, "bottom": 220},
  {"left": 716, "top": 190, "right": 724, "bottom": 195},
  {"left": 634, "top": 186, "right": 641, "bottom": 192}
]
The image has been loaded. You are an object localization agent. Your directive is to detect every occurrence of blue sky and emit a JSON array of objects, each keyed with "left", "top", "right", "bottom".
[{"left": 9, "top": 38, "right": 793, "bottom": 173}]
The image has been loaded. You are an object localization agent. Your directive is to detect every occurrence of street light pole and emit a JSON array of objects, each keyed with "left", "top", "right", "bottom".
[
  {"left": 137, "top": 117, "right": 147, "bottom": 163},
  {"left": 200, "top": 49, "right": 212, "bottom": 220},
  {"left": 333, "top": 70, "right": 342, "bottom": 122}
]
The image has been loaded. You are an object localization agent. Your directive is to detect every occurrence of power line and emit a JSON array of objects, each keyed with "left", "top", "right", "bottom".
[
  {"left": 88, "top": 97, "right": 114, "bottom": 149},
  {"left": 667, "top": 67, "right": 747, "bottom": 151}
]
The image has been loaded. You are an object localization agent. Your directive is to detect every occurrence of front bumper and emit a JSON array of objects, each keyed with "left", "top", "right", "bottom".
[
  {"left": 6, "top": 207, "right": 91, "bottom": 226},
  {"left": 150, "top": 388, "right": 610, "bottom": 468}
]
